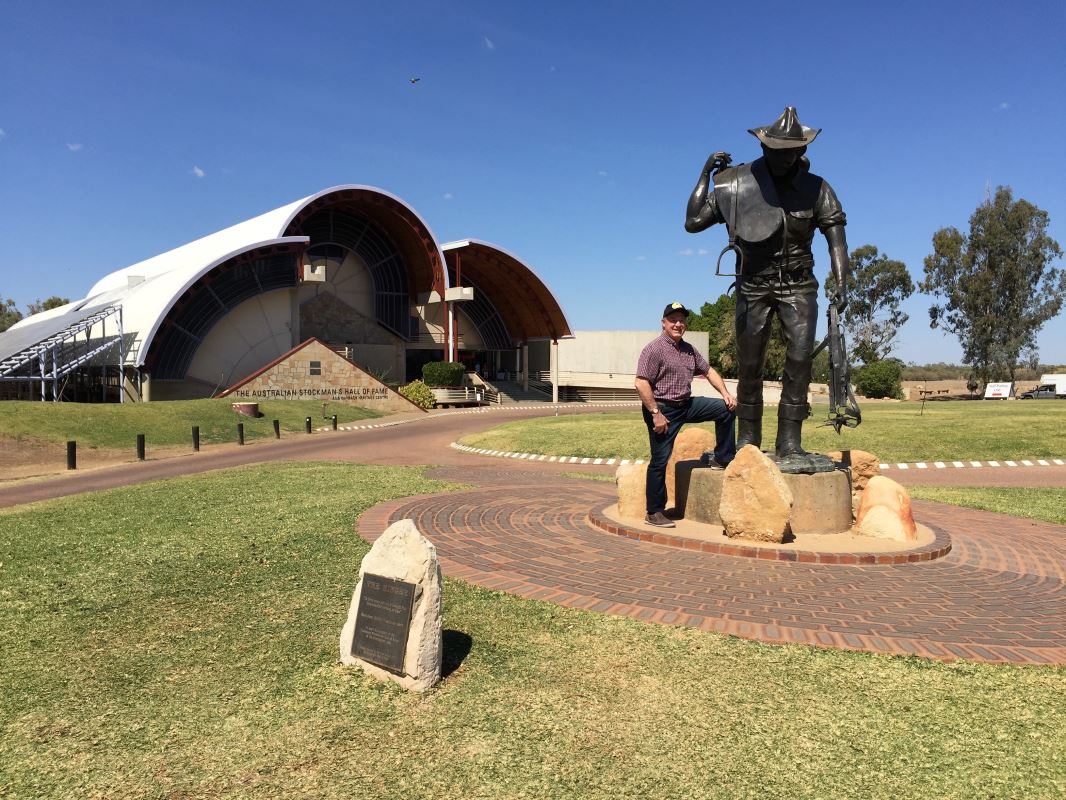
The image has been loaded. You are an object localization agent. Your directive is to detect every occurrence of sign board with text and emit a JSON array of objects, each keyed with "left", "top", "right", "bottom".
[{"left": 983, "top": 382, "right": 1014, "bottom": 399}]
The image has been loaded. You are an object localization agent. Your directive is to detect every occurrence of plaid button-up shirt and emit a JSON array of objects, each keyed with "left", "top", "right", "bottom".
[{"left": 636, "top": 333, "right": 709, "bottom": 402}]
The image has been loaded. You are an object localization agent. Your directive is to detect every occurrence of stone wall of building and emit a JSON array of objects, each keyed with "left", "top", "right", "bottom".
[{"left": 221, "top": 339, "right": 423, "bottom": 413}]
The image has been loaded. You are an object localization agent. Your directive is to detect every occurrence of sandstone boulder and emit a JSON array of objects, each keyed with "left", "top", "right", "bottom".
[
  {"left": 339, "top": 519, "right": 443, "bottom": 691},
  {"left": 825, "top": 449, "right": 881, "bottom": 493},
  {"left": 854, "top": 475, "right": 917, "bottom": 542},
  {"left": 719, "top": 445, "right": 793, "bottom": 543},
  {"left": 616, "top": 463, "right": 648, "bottom": 521},
  {"left": 666, "top": 427, "right": 717, "bottom": 505}
]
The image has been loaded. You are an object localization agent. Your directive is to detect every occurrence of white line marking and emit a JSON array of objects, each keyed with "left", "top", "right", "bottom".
[
  {"left": 952, "top": 461, "right": 964, "bottom": 468},
  {"left": 1021, "top": 460, "right": 1033, "bottom": 466},
  {"left": 1038, "top": 459, "right": 1049, "bottom": 466},
  {"left": 897, "top": 463, "right": 909, "bottom": 470},
  {"left": 970, "top": 461, "right": 982, "bottom": 467},
  {"left": 916, "top": 462, "right": 928, "bottom": 469},
  {"left": 988, "top": 460, "right": 1000, "bottom": 467},
  {"left": 934, "top": 462, "right": 946, "bottom": 469}
]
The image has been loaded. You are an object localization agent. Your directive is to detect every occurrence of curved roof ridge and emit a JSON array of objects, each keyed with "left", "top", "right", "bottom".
[
  {"left": 441, "top": 238, "right": 572, "bottom": 337},
  {"left": 88, "top": 196, "right": 314, "bottom": 297}
]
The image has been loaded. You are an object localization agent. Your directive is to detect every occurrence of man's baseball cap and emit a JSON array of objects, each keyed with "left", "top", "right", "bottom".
[{"left": 662, "top": 302, "right": 691, "bottom": 318}]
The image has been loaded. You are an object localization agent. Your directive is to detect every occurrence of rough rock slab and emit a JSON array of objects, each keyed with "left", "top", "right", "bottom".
[
  {"left": 666, "top": 427, "right": 717, "bottom": 505},
  {"left": 854, "top": 475, "right": 918, "bottom": 542},
  {"left": 719, "top": 445, "right": 793, "bottom": 543},
  {"left": 339, "top": 518, "right": 443, "bottom": 691},
  {"left": 615, "top": 463, "right": 648, "bottom": 521},
  {"left": 826, "top": 449, "right": 881, "bottom": 493}
]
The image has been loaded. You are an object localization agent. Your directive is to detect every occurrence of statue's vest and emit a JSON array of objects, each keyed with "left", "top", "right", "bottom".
[{"left": 712, "top": 157, "right": 825, "bottom": 271}]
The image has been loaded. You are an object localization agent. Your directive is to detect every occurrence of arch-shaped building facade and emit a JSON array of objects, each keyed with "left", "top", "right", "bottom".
[{"left": 0, "top": 185, "right": 571, "bottom": 401}]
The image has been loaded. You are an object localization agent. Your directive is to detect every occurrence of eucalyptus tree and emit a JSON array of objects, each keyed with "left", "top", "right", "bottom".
[
  {"left": 825, "top": 245, "right": 914, "bottom": 364},
  {"left": 921, "top": 187, "right": 1064, "bottom": 385}
]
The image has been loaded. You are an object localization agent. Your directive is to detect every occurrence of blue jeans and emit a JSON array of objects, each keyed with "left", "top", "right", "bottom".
[{"left": 642, "top": 397, "right": 736, "bottom": 515}]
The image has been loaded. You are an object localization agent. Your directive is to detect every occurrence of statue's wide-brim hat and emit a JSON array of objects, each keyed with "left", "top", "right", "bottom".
[{"left": 748, "top": 106, "right": 820, "bottom": 149}]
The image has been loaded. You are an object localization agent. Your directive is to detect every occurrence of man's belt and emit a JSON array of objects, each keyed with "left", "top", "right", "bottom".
[{"left": 656, "top": 398, "right": 690, "bottom": 408}]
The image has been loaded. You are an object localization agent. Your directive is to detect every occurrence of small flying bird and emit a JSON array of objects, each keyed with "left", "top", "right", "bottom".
[{"left": 409, "top": 77, "right": 421, "bottom": 84}]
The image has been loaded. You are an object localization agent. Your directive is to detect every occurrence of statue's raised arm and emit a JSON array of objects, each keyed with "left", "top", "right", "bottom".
[{"left": 684, "top": 151, "right": 731, "bottom": 233}]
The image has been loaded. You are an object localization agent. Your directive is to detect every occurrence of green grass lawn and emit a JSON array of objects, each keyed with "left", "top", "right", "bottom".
[
  {"left": 909, "top": 486, "right": 1066, "bottom": 526},
  {"left": 459, "top": 401, "right": 1066, "bottom": 463},
  {"left": 0, "top": 399, "right": 386, "bottom": 449},
  {"left": 1, "top": 463, "right": 1063, "bottom": 799}
]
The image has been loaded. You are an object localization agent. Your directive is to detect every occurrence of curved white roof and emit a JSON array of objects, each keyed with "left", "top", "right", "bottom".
[{"left": 3, "top": 185, "right": 450, "bottom": 368}]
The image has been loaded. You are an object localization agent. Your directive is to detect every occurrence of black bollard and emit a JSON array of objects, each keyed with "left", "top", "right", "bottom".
[
  {"left": 332, "top": 414, "right": 338, "bottom": 430},
  {"left": 192, "top": 426, "right": 200, "bottom": 452},
  {"left": 67, "top": 440, "right": 77, "bottom": 470},
  {"left": 305, "top": 416, "right": 312, "bottom": 434},
  {"left": 237, "top": 422, "right": 245, "bottom": 445},
  {"left": 137, "top": 434, "right": 146, "bottom": 461},
  {"left": 273, "top": 419, "right": 280, "bottom": 439}
]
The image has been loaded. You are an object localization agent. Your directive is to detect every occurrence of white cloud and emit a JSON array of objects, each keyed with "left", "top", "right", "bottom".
[
  {"left": 697, "top": 248, "right": 708, "bottom": 256},
  {"left": 443, "top": 192, "right": 454, "bottom": 200},
  {"left": 0, "top": 128, "right": 5, "bottom": 140},
  {"left": 191, "top": 165, "right": 205, "bottom": 178},
  {"left": 597, "top": 170, "right": 608, "bottom": 177},
  {"left": 635, "top": 255, "right": 647, "bottom": 262},
  {"left": 66, "top": 142, "right": 83, "bottom": 152},
  {"left": 483, "top": 36, "right": 496, "bottom": 50},
  {"left": 997, "top": 101, "right": 1010, "bottom": 111},
  {"left": 678, "top": 248, "right": 695, "bottom": 256}
]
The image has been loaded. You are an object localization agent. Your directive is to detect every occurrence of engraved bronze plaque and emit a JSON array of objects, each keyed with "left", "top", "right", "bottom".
[{"left": 352, "top": 573, "right": 416, "bottom": 674}]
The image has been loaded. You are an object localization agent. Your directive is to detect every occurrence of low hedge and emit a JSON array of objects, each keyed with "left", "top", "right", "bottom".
[{"left": 422, "top": 361, "right": 465, "bottom": 387}]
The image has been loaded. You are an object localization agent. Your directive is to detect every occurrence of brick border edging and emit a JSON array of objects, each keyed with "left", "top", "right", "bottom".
[{"left": 587, "top": 505, "right": 953, "bottom": 565}]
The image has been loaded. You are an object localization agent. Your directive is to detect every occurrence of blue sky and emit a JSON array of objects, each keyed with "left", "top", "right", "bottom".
[{"left": 1, "top": 0, "right": 1064, "bottom": 365}]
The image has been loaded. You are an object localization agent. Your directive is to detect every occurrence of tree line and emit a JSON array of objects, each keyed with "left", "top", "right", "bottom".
[
  {"left": 0, "top": 296, "right": 71, "bottom": 333},
  {"left": 686, "top": 186, "right": 1064, "bottom": 398}
]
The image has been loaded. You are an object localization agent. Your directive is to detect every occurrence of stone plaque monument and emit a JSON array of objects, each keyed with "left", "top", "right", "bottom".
[{"left": 340, "top": 519, "right": 443, "bottom": 691}]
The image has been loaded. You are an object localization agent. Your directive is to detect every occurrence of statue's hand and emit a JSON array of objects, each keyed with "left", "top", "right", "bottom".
[
  {"left": 831, "top": 291, "right": 848, "bottom": 314},
  {"left": 704, "top": 151, "right": 732, "bottom": 173}
]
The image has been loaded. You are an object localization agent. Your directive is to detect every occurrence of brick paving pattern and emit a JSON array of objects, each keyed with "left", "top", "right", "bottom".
[{"left": 360, "top": 465, "right": 1066, "bottom": 666}]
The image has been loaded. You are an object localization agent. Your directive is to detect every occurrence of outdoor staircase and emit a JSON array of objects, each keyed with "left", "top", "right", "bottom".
[{"left": 488, "top": 380, "right": 552, "bottom": 403}]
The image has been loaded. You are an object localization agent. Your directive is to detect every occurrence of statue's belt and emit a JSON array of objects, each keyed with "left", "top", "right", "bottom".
[{"left": 739, "top": 266, "right": 814, "bottom": 287}]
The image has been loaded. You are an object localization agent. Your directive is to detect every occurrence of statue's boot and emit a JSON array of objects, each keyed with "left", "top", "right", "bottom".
[
  {"left": 774, "top": 419, "right": 807, "bottom": 458},
  {"left": 775, "top": 403, "right": 810, "bottom": 458},
  {"left": 736, "top": 403, "right": 762, "bottom": 451},
  {"left": 773, "top": 403, "right": 835, "bottom": 473}
]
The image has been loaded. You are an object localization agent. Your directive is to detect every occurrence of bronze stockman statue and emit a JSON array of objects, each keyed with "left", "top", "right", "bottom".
[{"left": 685, "top": 106, "right": 851, "bottom": 473}]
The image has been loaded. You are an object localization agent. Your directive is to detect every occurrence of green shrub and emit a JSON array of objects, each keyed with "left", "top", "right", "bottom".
[
  {"left": 422, "top": 361, "right": 464, "bottom": 387},
  {"left": 854, "top": 359, "right": 904, "bottom": 399},
  {"left": 399, "top": 379, "right": 435, "bottom": 409}
]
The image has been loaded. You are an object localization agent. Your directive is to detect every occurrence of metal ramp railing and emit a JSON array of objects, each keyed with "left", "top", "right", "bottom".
[{"left": 0, "top": 305, "right": 127, "bottom": 401}]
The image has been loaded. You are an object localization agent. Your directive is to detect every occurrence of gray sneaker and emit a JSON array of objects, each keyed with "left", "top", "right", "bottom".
[{"left": 645, "top": 512, "right": 676, "bottom": 528}]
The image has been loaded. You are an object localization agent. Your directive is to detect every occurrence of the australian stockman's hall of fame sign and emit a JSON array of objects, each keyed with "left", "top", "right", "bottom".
[{"left": 352, "top": 574, "right": 416, "bottom": 674}]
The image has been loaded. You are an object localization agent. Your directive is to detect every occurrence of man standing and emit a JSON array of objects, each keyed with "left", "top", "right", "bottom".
[
  {"left": 635, "top": 302, "right": 737, "bottom": 528},
  {"left": 684, "top": 107, "right": 849, "bottom": 472}
]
